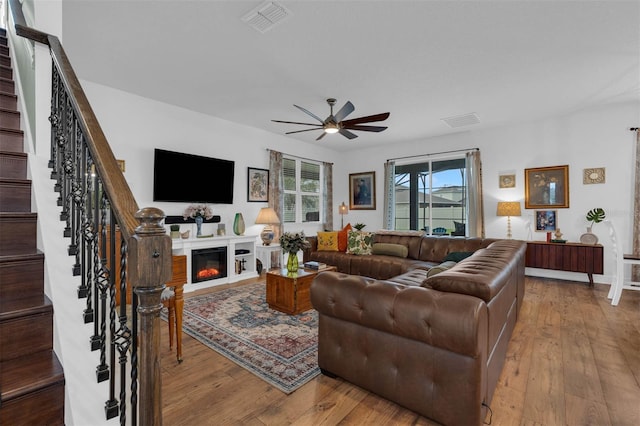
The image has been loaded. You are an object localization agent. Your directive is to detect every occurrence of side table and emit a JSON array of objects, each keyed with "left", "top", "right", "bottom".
[
  {"left": 266, "top": 267, "right": 336, "bottom": 314},
  {"left": 256, "top": 243, "right": 283, "bottom": 273}
]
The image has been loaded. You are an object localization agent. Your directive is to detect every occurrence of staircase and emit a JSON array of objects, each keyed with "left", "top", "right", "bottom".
[{"left": 0, "top": 27, "right": 65, "bottom": 425}]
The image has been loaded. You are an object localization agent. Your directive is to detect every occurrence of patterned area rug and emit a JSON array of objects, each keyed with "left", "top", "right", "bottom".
[{"left": 172, "top": 282, "right": 320, "bottom": 394}]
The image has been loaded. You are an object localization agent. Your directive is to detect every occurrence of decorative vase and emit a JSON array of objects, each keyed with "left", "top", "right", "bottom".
[
  {"left": 580, "top": 226, "right": 598, "bottom": 244},
  {"left": 287, "top": 252, "right": 299, "bottom": 274},
  {"left": 233, "top": 213, "right": 245, "bottom": 235},
  {"left": 195, "top": 216, "right": 203, "bottom": 237}
]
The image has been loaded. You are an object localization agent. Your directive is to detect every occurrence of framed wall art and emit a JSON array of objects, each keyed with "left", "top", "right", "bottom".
[
  {"left": 247, "top": 167, "right": 269, "bottom": 202},
  {"left": 535, "top": 210, "right": 557, "bottom": 232},
  {"left": 349, "top": 171, "right": 376, "bottom": 210},
  {"left": 524, "top": 165, "right": 569, "bottom": 209},
  {"left": 499, "top": 173, "right": 516, "bottom": 188},
  {"left": 583, "top": 167, "right": 605, "bottom": 184}
]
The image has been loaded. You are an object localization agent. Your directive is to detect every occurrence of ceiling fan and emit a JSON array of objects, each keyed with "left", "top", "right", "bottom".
[{"left": 272, "top": 98, "right": 390, "bottom": 141}]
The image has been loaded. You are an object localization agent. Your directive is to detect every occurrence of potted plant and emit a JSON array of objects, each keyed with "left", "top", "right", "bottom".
[
  {"left": 170, "top": 224, "right": 180, "bottom": 239},
  {"left": 586, "top": 207, "right": 606, "bottom": 229},
  {"left": 279, "top": 232, "right": 311, "bottom": 273},
  {"left": 581, "top": 208, "right": 606, "bottom": 244},
  {"left": 353, "top": 223, "right": 366, "bottom": 231}
]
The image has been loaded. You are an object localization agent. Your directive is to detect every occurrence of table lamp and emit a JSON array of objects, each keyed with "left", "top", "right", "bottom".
[
  {"left": 255, "top": 207, "right": 280, "bottom": 245},
  {"left": 339, "top": 202, "right": 348, "bottom": 228},
  {"left": 496, "top": 201, "right": 521, "bottom": 239}
]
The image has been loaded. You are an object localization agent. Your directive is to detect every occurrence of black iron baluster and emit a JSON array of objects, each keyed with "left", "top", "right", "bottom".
[{"left": 83, "top": 154, "right": 95, "bottom": 322}]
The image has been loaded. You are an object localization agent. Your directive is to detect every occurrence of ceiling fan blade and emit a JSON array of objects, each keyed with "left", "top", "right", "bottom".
[
  {"left": 339, "top": 129, "right": 358, "bottom": 140},
  {"left": 316, "top": 132, "right": 328, "bottom": 141},
  {"left": 342, "top": 124, "right": 388, "bottom": 132},
  {"left": 341, "top": 112, "right": 390, "bottom": 126},
  {"left": 285, "top": 128, "right": 324, "bottom": 135},
  {"left": 333, "top": 101, "right": 355, "bottom": 122},
  {"left": 272, "top": 120, "right": 323, "bottom": 127},
  {"left": 294, "top": 104, "right": 325, "bottom": 123}
]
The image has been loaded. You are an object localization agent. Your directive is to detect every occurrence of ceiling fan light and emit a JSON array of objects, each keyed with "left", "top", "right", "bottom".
[{"left": 324, "top": 123, "right": 339, "bottom": 134}]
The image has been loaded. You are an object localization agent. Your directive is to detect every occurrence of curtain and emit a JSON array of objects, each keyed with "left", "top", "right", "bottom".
[
  {"left": 268, "top": 150, "right": 283, "bottom": 241},
  {"left": 466, "top": 150, "right": 484, "bottom": 238},
  {"left": 383, "top": 160, "right": 395, "bottom": 229},
  {"left": 323, "top": 161, "right": 333, "bottom": 231}
]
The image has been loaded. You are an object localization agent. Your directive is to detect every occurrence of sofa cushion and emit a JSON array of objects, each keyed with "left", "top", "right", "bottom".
[
  {"left": 371, "top": 243, "right": 408, "bottom": 258},
  {"left": 337, "top": 223, "right": 352, "bottom": 252},
  {"left": 317, "top": 231, "right": 339, "bottom": 251},
  {"left": 347, "top": 231, "right": 375, "bottom": 255},
  {"left": 444, "top": 251, "right": 475, "bottom": 262},
  {"left": 426, "top": 261, "right": 457, "bottom": 277}
]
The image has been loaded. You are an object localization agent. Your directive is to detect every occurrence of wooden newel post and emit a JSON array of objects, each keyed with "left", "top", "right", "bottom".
[{"left": 128, "top": 207, "right": 172, "bottom": 426}]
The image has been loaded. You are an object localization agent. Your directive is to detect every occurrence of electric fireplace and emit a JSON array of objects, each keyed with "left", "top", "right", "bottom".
[{"left": 192, "top": 247, "right": 227, "bottom": 283}]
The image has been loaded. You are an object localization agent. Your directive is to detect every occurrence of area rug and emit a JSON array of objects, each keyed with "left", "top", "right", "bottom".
[{"left": 167, "top": 282, "right": 320, "bottom": 394}]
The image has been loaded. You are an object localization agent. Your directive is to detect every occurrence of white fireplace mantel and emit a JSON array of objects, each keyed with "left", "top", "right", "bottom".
[{"left": 172, "top": 234, "right": 257, "bottom": 292}]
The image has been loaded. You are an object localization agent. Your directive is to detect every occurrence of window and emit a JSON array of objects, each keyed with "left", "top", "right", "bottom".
[
  {"left": 282, "top": 157, "right": 322, "bottom": 223},
  {"left": 394, "top": 156, "right": 468, "bottom": 235}
]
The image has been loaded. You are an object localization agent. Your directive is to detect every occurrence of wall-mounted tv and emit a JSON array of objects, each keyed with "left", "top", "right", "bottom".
[{"left": 153, "top": 148, "right": 235, "bottom": 204}]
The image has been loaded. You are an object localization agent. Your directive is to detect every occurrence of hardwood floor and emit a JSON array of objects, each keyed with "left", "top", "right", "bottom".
[{"left": 160, "top": 276, "right": 640, "bottom": 425}]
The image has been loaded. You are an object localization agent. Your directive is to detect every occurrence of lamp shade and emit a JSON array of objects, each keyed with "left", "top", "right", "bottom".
[
  {"left": 339, "top": 202, "right": 348, "bottom": 215},
  {"left": 255, "top": 207, "right": 280, "bottom": 225},
  {"left": 496, "top": 201, "right": 521, "bottom": 217}
]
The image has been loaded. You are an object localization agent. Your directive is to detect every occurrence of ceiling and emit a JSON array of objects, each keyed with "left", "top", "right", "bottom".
[{"left": 60, "top": 1, "right": 640, "bottom": 152}]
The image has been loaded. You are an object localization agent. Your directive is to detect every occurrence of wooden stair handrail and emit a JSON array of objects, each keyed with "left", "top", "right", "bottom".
[{"left": 8, "top": 0, "right": 139, "bottom": 240}]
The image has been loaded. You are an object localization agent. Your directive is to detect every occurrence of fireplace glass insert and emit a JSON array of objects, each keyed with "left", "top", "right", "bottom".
[{"left": 192, "top": 247, "right": 227, "bottom": 283}]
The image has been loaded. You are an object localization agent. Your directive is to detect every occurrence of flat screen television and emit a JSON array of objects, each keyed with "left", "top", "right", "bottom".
[{"left": 153, "top": 148, "right": 235, "bottom": 204}]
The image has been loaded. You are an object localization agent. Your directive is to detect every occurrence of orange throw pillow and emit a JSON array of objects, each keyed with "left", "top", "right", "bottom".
[{"left": 337, "top": 223, "right": 352, "bottom": 252}]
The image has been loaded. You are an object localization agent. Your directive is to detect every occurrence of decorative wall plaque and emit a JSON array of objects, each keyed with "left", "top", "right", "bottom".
[{"left": 583, "top": 167, "right": 605, "bottom": 184}]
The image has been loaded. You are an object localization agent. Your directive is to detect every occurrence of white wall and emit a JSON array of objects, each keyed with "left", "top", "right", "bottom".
[
  {"left": 84, "top": 77, "right": 638, "bottom": 284},
  {"left": 332, "top": 100, "right": 639, "bottom": 283},
  {"left": 80, "top": 81, "right": 337, "bottom": 240}
]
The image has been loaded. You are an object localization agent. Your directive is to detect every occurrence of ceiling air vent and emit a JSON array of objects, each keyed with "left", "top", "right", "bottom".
[
  {"left": 242, "top": 1, "right": 292, "bottom": 34},
  {"left": 441, "top": 112, "right": 481, "bottom": 128}
]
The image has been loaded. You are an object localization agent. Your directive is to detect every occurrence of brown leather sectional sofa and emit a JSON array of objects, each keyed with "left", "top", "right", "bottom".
[{"left": 305, "top": 231, "right": 527, "bottom": 425}]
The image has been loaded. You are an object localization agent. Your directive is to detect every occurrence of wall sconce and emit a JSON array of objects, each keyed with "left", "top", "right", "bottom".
[
  {"left": 496, "top": 201, "right": 521, "bottom": 239},
  {"left": 339, "top": 202, "right": 348, "bottom": 228}
]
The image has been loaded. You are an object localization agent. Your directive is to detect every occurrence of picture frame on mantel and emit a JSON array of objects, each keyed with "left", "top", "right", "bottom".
[
  {"left": 349, "top": 171, "right": 376, "bottom": 210},
  {"left": 524, "top": 165, "right": 569, "bottom": 209},
  {"left": 247, "top": 167, "right": 269, "bottom": 202}
]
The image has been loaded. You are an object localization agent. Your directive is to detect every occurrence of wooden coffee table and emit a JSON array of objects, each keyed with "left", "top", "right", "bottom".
[{"left": 266, "top": 267, "right": 336, "bottom": 314}]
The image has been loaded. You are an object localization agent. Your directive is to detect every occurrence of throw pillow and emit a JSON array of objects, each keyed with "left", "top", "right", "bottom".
[
  {"left": 317, "top": 231, "right": 339, "bottom": 251},
  {"left": 337, "top": 223, "right": 352, "bottom": 252},
  {"left": 371, "top": 243, "right": 409, "bottom": 258},
  {"left": 426, "top": 261, "right": 457, "bottom": 277},
  {"left": 444, "top": 251, "right": 475, "bottom": 262},
  {"left": 346, "top": 230, "right": 375, "bottom": 255}
]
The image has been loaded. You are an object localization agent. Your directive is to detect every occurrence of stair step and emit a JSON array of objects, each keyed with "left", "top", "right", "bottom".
[
  {"left": 0, "top": 45, "right": 8, "bottom": 57},
  {"left": 0, "top": 127, "right": 24, "bottom": 152},
  {"left": 0, "top": 108, "right": 19, "bottom": 129},
  {"left": 0, "top": 212, "right": 37, "bottom": 255},
  {"left": 0, "top": 296, "right": 53, "bottom": 361},
  {"left": 0, "top": 65, "right": 12, "bottom": 80},
  {"left": 0, "top": 178, "right": 31, "bottom": 212},
  {"left": 0, "top": 151, "right": 27, "bottom": 179},
  {"left": 0, "top": 351, "right": 65, "bottom": 425},
  {"left": 0, "top": 77, "right": 14, "bottom": 95},
  {"left": 0, "top": 55, "right": 10, "bottom": 68},
  {"left": 0, "top": 92, "right": 17, "bottom": 109},
  {"left": 0, "top": 252, "right": 44, "bottom": 303}
]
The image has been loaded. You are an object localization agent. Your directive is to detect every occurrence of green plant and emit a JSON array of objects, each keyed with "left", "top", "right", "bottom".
[
  {"left": 586, "top": 208, "right": 606, "bottom": 227},
  {"left": 353, "top": 223, "right": 366, "bottom": 231},
  {"left": 170, "top": 224, "right": 180, "bottom": 231},
  {"left": 279, "top": 232, "right": 310, "bottom": 254}
]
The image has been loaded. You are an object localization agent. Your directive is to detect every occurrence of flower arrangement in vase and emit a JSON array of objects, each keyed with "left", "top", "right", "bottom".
[
  {"left": 279, "top": 232, "right": 310, "bottom": 273},
  {"left": 183, "top": 204, "right": 214, "bottom": 237}
]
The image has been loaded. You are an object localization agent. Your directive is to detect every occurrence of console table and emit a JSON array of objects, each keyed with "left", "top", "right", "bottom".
[{"left": 525, "top": 241, "right": 603, "bottom": 286}]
